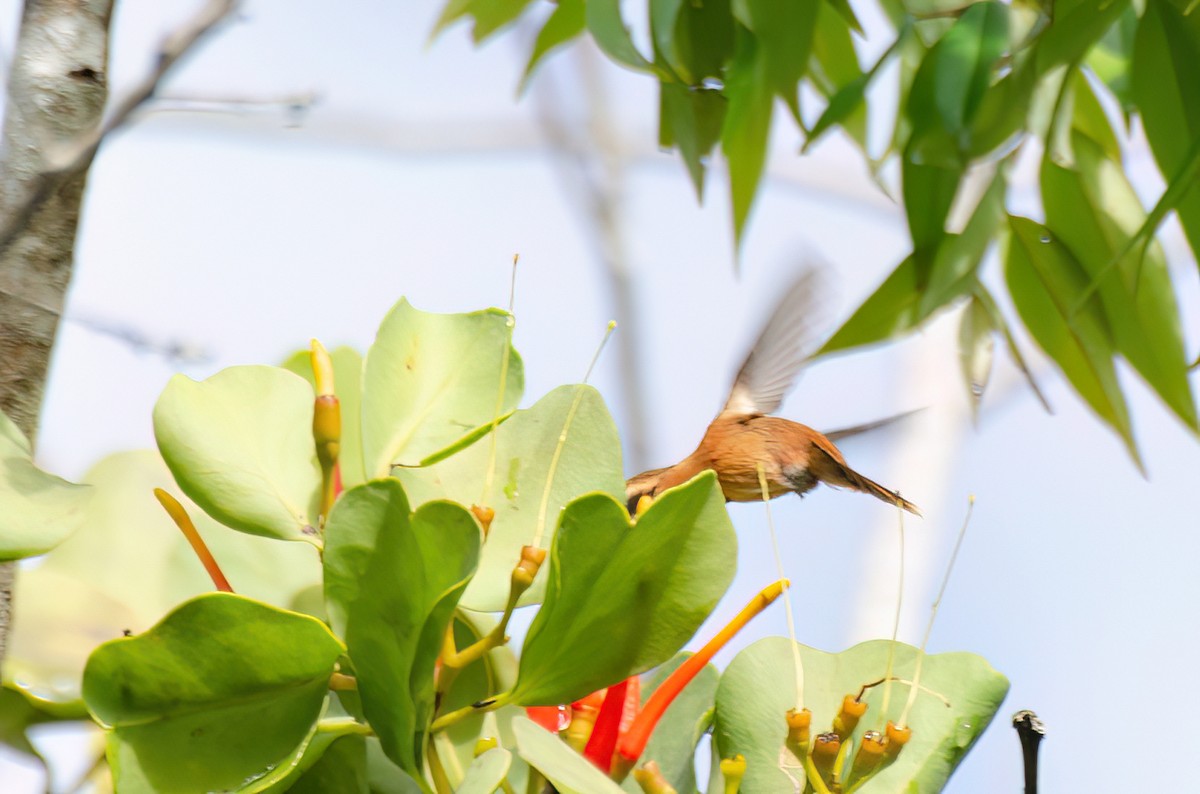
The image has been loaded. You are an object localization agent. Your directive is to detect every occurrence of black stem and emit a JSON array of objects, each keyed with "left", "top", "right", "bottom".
[{"left": 1012, "top": 709, "right": 1045, "bottom": 794}]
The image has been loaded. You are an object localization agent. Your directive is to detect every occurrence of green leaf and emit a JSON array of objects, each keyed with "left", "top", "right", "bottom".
[
  {"left": 441, "top": 614, "right": 520, "bottom": 776},
  {"left": 972, "top": 283, "right": 1052, "bottom": 412},
  {"left": 958, "top": 296, "right": 996, "bottom": 419},
  {"left": 1087, "top": 7, "right": 1138, "bottom": 115},
  {"left": 83, "top": 593, "right": 344, "bottom": 794},
  {"left": 322, "top": 478, "right": 481, "bottom": 777},
  {"left": 712, "top": 638, "right": 1009, "bottom": 792},
  {"left": 817, "top": 256, "right": 924, "bottom": 356},
  {"left": 285, "top": 733, "right": 369, "bottom": 794},
  {"left": 0, "top": 409, "right": 90, "bottom": 560},
  {"left": 822, "top": 0, "right": 864, "bottom": 35},
  {"left": 0, "top": 685, "right": 59, "bottom": 775},
  {"left": 1004, "top": 216, "right": 1138, "bottom": 462},
  {"left": 620, "top": 654, "right": 720, "bottom": 794},
  {"left": 521, "top": 0, "right": 586, "bottom": 91},
  {"left": 395, "top": 385, "right": 624, "bottom": 612},
  {"left": 511, "top": 716, "right": 626, "bottom": 794},
  {"left": 966, "top": 50, "right": 1037, "bottom": 158},
  {"left": 7, "top": 450, "right": 322, "bottom": 706},
  {"left": 1041, "top": 132, "right": 1198, "bottom": 432},
  {"left": 721, "top": 30, "right": 774, "bottom": 250},
  {"left": 1035, "top": 0, "right": 1132, "bottom": 76},
  {"left": 919, "top": 167, "right": 1007, "bottom": 314},
  {"left": 282, "top": 345, "right": 367, "bottom": 489},
  {"left": 1133, "top": 0, "right": 1200, "bottom": 264},
  {"left": 587, "top": 0, "right": 657, "bottom": 74},
  {"left": 806, "top": 12, "right": 885, "bottom": 152},
  {"left": 902, "top": 159, "right": 963, "bottom": 271},
  {"left": 666, "top": 0, "right": 735, "bottom": 83},
  {"left": 153, "top": 365, "right": 322, "bottom": 543},
  {"left": 458, "top": 747, "right": 513, "bottom": 794},
  {"left": 732, "top": 0, "right": 820, "bottom": 121},
  {"left": 432, "top": 0, "right": 537, "bottom": 43},
  {"left": 660, "top": 82, "right": 727, "bottom": 198},
  {"left": 361, "top": 299, "right": 522, "bottom": 477},
  {"left": 511, "top": 472, "right": 736, "bottom": 705}
]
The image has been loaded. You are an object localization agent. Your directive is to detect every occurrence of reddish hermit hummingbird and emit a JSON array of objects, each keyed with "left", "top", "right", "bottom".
[{"left": 625, "top": 270, "right": 921, "bottom": 516}]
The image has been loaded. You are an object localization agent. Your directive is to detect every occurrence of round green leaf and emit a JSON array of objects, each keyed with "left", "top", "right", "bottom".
[
  {"left": 512, "top": 472, "right": 736, "bottom": 705},
  {"left": 712, "top": 638, "right": 1009, "bottom": 793},
  {"left": 457, "top": 746, "right": 513, "bottom": 794},
  {"left": 6, "top": 450, "right": 322, "bottom": 706},
  {"left": 361, "top": 299, "right": 523, "bottom": 477},
  {"left": 322, "top": 478, "right": 481, "bottom": 777},
  {"left": 0, "top": 409, "right": 90, "bottom": 560},
  {"left": 396, "top": 384, "right": 624, "bottom": 612},
  {"left": 83, "top": 593, "right": 344, "bottom": 794},
  {"left": 153, "top": 365, "right": 322, "bottom": 543}
]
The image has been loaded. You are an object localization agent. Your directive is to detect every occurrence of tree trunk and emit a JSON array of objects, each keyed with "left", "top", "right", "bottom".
[{"left": 0, "top": 0, "right": 114, "bottom": 665}]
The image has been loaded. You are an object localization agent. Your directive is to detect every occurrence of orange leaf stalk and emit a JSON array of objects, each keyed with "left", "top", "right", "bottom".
[
  {"left": 153, "top": 488, "right": 233, "bottom": 593},
  {"left": 614, "top": 580, "right": 788, "bottom": 777}
]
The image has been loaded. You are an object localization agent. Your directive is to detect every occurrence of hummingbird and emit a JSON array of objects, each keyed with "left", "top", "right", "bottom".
[{"left": 626, "top": 270, "right": 921, "bottom": 516}]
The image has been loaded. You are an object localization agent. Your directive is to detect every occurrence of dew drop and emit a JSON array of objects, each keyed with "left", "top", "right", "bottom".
[
  {"left": 1039, "top": 234, "right": 1052, "bottom": 244},
  {"left": 701, "top": 77, "right": 724, "bottom": 91}
]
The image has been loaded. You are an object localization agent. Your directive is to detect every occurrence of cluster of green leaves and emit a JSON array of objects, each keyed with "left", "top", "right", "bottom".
[
  {"left": 2, "top": 298, "right": 1006, "bottom": 792},
  {"left": 438, "top": 0, "right": 1200, "bottom": 463}
]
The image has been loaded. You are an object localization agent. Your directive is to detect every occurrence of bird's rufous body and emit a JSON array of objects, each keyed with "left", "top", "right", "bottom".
[{"left": 626, "top": 270, "right": 920, "bottom": 516}]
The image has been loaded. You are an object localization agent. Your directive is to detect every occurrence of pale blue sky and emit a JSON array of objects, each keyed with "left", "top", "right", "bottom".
[{"left": 5, "top": 0, "right": 1200, "bottom": 791}]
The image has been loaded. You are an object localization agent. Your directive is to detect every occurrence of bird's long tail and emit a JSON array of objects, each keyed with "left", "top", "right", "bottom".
[{"left": 811, "top": 446, "right": 922, "bottom": 516}]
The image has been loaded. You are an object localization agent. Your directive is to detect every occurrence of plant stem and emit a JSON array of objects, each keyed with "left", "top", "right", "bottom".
[
  {"left": 1012, "top": 710, "right": 1044, "bottom": 794},
  {"left": 430, "top": 692, "right": 511, "bottom": 733},
  {"left": 153, "top": 488, "right": 233, "bottom": 592}
]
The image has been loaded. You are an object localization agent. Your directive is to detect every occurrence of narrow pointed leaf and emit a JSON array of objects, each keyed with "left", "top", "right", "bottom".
[
  {"left": 587, "top": 0, "right": 657, "bottom": 73},
  {"left": 732, "top": 0, "right": 819, "bottom": 121},
  {"left": 958, "top": 296, "right": 996, "bottom": 418},
  {"left": 521, "top": 0, "right": 585, "bottom": 90},
  {"left": 721, "top": 30, "right": 774, "bottom": 250}
]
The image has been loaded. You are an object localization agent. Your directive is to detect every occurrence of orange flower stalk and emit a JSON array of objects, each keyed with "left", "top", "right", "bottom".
[
  {"left": 583, "top": 679, "right": 629, "bottom": 768},
  {"left": 614, "top": 580, "right": 788, "bottom": 776},
  {"left": 153, "top": 488, "right": 233, "bottom": 593}
]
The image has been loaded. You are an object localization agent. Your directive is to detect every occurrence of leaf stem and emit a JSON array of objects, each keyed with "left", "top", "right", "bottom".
[
  {"left": 153, "top": 488, "right": 233, "bottom": 593},
  {"left": 430, "top": 692, "right": 512, "bottom": 734}
]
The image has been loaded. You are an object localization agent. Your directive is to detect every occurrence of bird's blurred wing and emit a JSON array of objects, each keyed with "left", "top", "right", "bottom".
[{"left": 722, "top": 268, "right": 826, "bottom": 417}]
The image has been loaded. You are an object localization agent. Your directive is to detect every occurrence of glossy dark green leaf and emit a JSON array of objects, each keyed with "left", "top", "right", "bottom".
[
  {"left": 660, "top": 82, "right": 727, "bottom": 198},
  {"left": 712, "top": 638, "right": 1009, "bottom": 793},
  {"left": 587, "top": 0, "right": 657, "bottom": 74},
  {"left": 1035, "top": 0, "right": 1131, "bottom": 76},
  {"left": 0, "top": 408, "right": 90, "bottom": 561},
  {"left": 521, "top": 0, "right": 585, "bottom": 90},
  {"left": 361, "top": 299, "right": 522, "bottom": 476},
  {"left": 959, "top": 297, "right": 996, "bottom": 419},
  {"left": 512, "top": 472, "right": 736, "bottom": 706},
  {"left": 82, "top": 593, "right": 344, "bottom": 794},
  {"left": 282, "top": 345, "right": 367, "bottom": 489},
  {"left": 432, "top": 0, "right": 537, "bottom": 43},
  {"left": 395, "top": 385, "right": 624, "bottom": 611},
  {"left": 1132, "top": 0, "right": 1200, "bottom": 264},
  {"left": 323, "top": 479, "right": 481, "bottom": 778},
  {"left": 1004, "top": 216, "right": 1138, "bottom": 461},
  {"left": 619, "top": 654, "right": 719, "bottom": 794},
  {"left": 721, "top": 30, "right": 774, "bottom": 250},
  {"left": 1041, "top": 132, "right": 1198, "bottom": 432},
  {"left": 732, "top": 0, "right": 819, "bottom": 121}
]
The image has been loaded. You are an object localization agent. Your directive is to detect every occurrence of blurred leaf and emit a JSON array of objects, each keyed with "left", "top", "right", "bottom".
[
  {"left": 660, "top": 82, "right": 727, "bottom": 198},
  {"left": 432, "top": 0, "right": 536, "bottom": 43},
  {"left": 361, "top": 299, "right": 522, "bottom": 476},
  {"left": 323, "top": 479, "right": 481, "bottom": 777},
  {"left": 0, "top": 685, "right": 57, "bottom": 775},
  {"left": 1065, "top": 69, "right": 1121, "bottom": 163},
  {"left": 7, "top": 451, "right": 322, "bottom": 706},
  {"left": 0, "top": 409, "right": 90, "bottom": 560},
  {"left": 521, "top": 0, "right": 585, "bottom": 90},
  {"left": 920, "top": 167, "right": 1007, "bottom": 314},
  {"left": 1087, "top": 6, "right": 1138, "bottom": 115},
  {"left": 972, "top": 283, "right": 1052, "bottom": 411},
  {"left": 668, "top": 0, "right": 735, "bottom": 82},
  {"left": 712, "top": 638, "right": 1009, "bottom": 793},
  {"left": 285, "top": 734, "right": 369, "bottom": 794},
  {"left": 83, "top": 594, "right": 343, "bottom": 794},
  {"left": 1041, "top": 131, "right": 1198, "bottom": 432},
  {"left": 282, "top": 345, "right": 367, "bottom": 489},
  {"left": 721, "top": 30, "right": 774, "bottom": 250},
  {"left": 153, "top": 365, "right": 321, "bottom": 543},
  {"left": 807, "top": 8, "right": 886, "bottom": 151},
  {"left": 620, "top": 654, "right": 719, "bottom": 794},
  {"left": 959, "top": 297, "right": 996, "bottom": 418},
  {"left": 822, "top": 0, "right": 864, "bottom": 35},
  {"left": 458, "top": 747, "right": 513, "bottom": 794},
  {"left": 732, "top": 0, "right": 819, "bottom": 121},
  {"left": 395, "top": 385, "right": 624, "bottom": 612},
  {"left": 1035, "top": 0, "right": 1132, "bottom": 76},
  {"left": 903, "top": 159, "right": 963, "bottom": 273},
  {"left": 1133, "top": 0, "right": 1200, "bottom": 264},
  {"left": 817, "top": 256, "right": 924, "bottom": 356},
  {"left": 511, "top": 716, "right": 626, "bottom": 794},
  {"left": 1004, "top": 216, "right": 1139, "bottom": 462},
  {"left": 587, "top": 0, "right": 657, "bottom": 74},
  {"left": 966, "top": 50, "right": 1037, "bottom": 157},
  {"left": 512, "top": 473, "right": 735, "bottom": 706}
]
